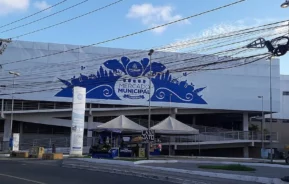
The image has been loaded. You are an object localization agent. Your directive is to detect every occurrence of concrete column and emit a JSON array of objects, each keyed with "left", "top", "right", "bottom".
[
  {"left": 170, "top": 108, "right": 177, "bottom": 118},
  {"left": 19, "top": 122, "right": 23, "bottom": 142},
  {"left": 170, "top": 113, "right": 176, "bottom": 118},
  {"left": 3, "top": 119, "right": 11, "bottom": 142},
  {"left": 192, "top": 116, "right": 196, "bottom": 126},
  {"left": 87, "top": 116, "right": 93, "bottom": 146},
  {"left": 243, "top": 112, "right": 249, "bottom": 131},
  {"left": 169, "top": 145, "right": 175, "bottom": 156},
  {"left": 1, "top": 99, "right": 4, "bottom": 118},
  {"left": 168, "top": 136, "right": 176, "bottom": 156},
  {"left": 243, "top": 146, "right": 249, "bottom": 158}
]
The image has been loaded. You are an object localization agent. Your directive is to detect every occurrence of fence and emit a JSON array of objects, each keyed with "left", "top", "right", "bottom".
[{"left": 18, "top": 137, "right": 95, "bottom": 150}]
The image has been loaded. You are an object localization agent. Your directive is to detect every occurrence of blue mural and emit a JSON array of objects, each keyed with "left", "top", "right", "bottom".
[{"left": 55, "top": 56, "right": 207, "bottom": 104}]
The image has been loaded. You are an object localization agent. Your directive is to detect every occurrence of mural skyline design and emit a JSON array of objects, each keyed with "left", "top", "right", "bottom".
[{"left": 55, "top": 56, "right": 207, "bottom": 105}]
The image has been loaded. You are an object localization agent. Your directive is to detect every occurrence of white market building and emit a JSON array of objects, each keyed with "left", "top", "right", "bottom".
[{"left": 0, "top": 40, "right": 288, "bottom": 157}]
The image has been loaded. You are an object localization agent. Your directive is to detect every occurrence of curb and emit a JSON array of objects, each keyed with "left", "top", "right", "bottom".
[
  {"left": 134, "top": 160, "right": 178, "bottom": 165},
  {"left": 62, "top": 163, "right": 206, "bottom": 184},
  {"left": 156, "top": 156, "right": 255, "bottom": 161},
  {"left": 72, "top": 158, "right": 135, "bottom": 166},
  {"left": 134, "top": 159, "right": 289, "bottom": 169},
  {"left": 0, "top": 154, "right": 10, "bottom": 158}
]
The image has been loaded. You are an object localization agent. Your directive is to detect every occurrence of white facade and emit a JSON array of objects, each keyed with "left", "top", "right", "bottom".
[
  {"left": 0, "top": 41, "right": 281, "bottom": 113},
  {"left": 269, "top": 75, "right": 289, "bottom": 120}
]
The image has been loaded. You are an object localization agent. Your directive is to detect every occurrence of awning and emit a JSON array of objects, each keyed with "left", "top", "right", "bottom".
[{"left": 151, "top": 116, "right": 199, "bottom": 135}]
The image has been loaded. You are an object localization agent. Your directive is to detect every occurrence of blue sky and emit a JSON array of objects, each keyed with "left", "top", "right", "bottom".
[{"left": 0, "top": 0, "right": 288, "bottom": 74}]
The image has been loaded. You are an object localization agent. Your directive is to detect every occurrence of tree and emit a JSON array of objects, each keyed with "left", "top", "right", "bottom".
[{"left": 249, "top": 124, "right": 259, "bottom": 132}]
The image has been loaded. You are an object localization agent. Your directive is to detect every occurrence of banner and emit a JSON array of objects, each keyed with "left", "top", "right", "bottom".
[
  {"left": 12, "top": 133, "right": 19, "bottom": 151},
  {"left": 70, "top": 87, "right": 86, "bottom": 156}
]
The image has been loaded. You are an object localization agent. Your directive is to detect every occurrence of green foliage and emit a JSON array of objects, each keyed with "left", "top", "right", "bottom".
[
  {"left": 249, "top": 124, "right": 259, "bottom": 131},
  {"left": 263, "top": 128, "right": 269, "bottom": 134},
  {"left": 198, "top": 164, "right": 256, "bottom": 171}
]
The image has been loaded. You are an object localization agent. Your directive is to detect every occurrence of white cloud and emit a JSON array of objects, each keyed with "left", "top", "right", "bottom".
[
  {"left": 161, "top": 18, "right": 283, "bottom": 52},
  {"left": 0, "top": 0, "right": 30, "bottom": 15},
  {"left": 200, "top": 23, "right": 247, "bottom": 37},
  {"left": 33, "top": 0, "right": 51, "bottom": 11},
  {"left": 127, "top": 3, "right": 190, "bottom": 34}
]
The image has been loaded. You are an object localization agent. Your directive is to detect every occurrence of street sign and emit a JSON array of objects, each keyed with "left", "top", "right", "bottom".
[{"left": 142, "top": 130, "right": 155, "bottom": 142}]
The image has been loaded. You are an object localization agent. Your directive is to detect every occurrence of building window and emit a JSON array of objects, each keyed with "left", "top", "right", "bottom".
[
  {"left": 283, "top": 91, "right": 289, "bottom": 96},
  {"left": 283, "top": 119, "right": 289, "bottom": 123}
]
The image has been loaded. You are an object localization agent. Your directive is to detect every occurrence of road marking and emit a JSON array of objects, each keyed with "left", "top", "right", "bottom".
[{"left": 0, "top": 173, "right": 46, "bottom": 184}]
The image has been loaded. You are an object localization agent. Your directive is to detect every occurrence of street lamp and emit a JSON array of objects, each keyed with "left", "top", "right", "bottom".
[
  {"left": 147, "top": 49, "right": 154, "bottom": 160},
  {"left": 281, "top": 0, "right": 289, "bottom": 8},
  {"left": 268, "top": 57, "right": 274, "bottom": 163},
  {"left": 9, "top": 71, "right": 20, "bottom": 142},
  {"left": 258, "top": 95, "right": 265, "bottom": 149}
]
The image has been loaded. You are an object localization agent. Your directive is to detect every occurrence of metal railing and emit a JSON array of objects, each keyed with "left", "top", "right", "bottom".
[
  {"left": 191, "top": 125, "right": 231, "bottom": 133},
  {"left": 16, "top": 131, "right": 278, "bottom": 151},
  {"left": 160, "top": 131, "right": 278, "bottom": 144},
  {"left": 4, "top": 101, "right": 72, "bottom": 111},
  {"left": 2, "top": 100, "right": 144, "bottom": 112},
  {"left": 130, "top": 118, "right": 232, "bottom": 133}
]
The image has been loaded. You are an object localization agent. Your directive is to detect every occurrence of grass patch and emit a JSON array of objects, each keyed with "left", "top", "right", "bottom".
[{"left": 198, "top": 164, "right": 256, "bottom": 171}]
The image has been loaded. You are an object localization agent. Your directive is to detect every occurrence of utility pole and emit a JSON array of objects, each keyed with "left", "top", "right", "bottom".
[
  {"left": 258, "top": 96, "right": 264, "bottom": 149},
  {"left": 147, "top": 49, "right": 154, "bottom": 160},
  {"left": 269, "top": 56, "right": 273, "bottom": 163}
]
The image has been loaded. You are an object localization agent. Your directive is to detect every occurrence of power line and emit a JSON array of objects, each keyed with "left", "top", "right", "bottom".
[
  {"left": 4, "top": 16, "right": 281, "bottom": 74},
  {"left": 2, "top": 0, "right": 245, "bottom": 66},
  {"left": 0, "top": 0, "right": 68, "bottom": 29},
  {"left": 0, "top": 52, "right": 268, "bottom": 96},
  {"left": 0, "top": 29, "right": 284, "bottom": 93},
  {"left": 0, "top": 48, "right": 269, "bottom": 91},
  {"left": 7, "top": 18, "right": 286, "bottom": 72},
  {"left": 163, "top": 23, "right": 288, "bottom": 52},
  {"left": 1, "top": 16, "right": 283, "bottom": 87},
  {"left": 174, "top": 54, "right": 271, "bottom": 80},
  {"left": 0, "top": 26, "right": 285, "bottom": 84},
  {"left": 9, "top": 0, "right": 124, "bottom": 39},
  {"left": 161, "top": 19, "right": 289, "bottom": 51},
  {"left": 1, "top": 0, "right": 89, "bottom": 34}
]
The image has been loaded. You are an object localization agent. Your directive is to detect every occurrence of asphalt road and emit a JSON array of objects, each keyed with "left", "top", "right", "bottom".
[{"left": 0, "top": 160, "right": 168, "bottom": 184}]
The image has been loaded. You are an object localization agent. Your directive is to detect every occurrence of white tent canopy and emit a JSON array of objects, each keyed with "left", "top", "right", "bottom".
[
  {"left": 151, "top": 116, "right": 199, "bottom": 135},
  {"left": 96, "top": 115, "right": 147, "bottom": 133}
]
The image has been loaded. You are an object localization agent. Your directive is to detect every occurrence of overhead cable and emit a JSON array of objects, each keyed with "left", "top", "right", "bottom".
[
  {"left": 0, "top": 0, "right": 68, "bottom": 29},
  {"left": 2, "top": 0, "right": 245, "bottom": 65},
  {"left": 1, "top": 0, "right": 89, "bottom": 34}
]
